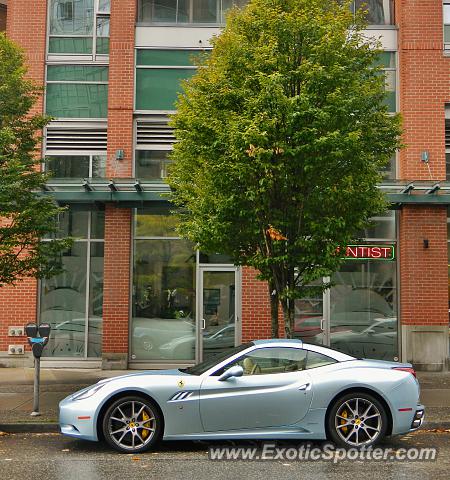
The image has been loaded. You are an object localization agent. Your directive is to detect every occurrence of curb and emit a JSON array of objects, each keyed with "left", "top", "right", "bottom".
[{"left": 0, "top": 423, "right": 59, "bottom": 433}]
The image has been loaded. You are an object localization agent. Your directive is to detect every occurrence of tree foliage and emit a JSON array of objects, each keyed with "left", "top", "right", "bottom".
[
  {"left": 0, "top": 33, "right": 71, "bottom": 286},
  {"left": 168, "top": 0, "right": 402, "bottom": 337}
]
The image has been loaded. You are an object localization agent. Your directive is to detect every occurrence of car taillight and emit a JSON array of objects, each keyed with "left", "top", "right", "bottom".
[{"left": 392, "top": 367, "right": 417, "bottom": 378}]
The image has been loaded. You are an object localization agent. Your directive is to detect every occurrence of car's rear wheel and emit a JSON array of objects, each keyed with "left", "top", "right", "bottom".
[
  {"left": 327, "top": 392, "right": 388, "bottom": 448},
  {"left": 102, "top": 396, "right": 162, "bottom": 453}
]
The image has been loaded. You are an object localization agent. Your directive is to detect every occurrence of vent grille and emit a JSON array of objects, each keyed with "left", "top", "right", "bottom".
[
  {"left": 45, "top": 122, "right": 107, "bottom": 153},
  {"left": 136, "top": 118, "right": 175, "bottom": 149},
  {"left": 169, "top": 391, "right": 194, "bottom": 401}
]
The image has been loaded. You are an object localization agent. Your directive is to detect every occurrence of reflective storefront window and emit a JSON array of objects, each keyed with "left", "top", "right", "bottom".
[
  {"left": 132, "top": 207, "right": 196, "bottom": 361},
  {"left": 295, "top": 213, "right": 398, "bottom": 361},
  {"left": 330, "top": 260, "right": 397, "bottom": 360},
  {"left": 40, "top": 206, "right": 105, "bottom": 358}
]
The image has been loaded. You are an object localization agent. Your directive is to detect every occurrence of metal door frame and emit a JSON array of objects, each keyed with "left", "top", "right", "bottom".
[{"left": 196, "top": 265, "right": 241, "bottom": 363}]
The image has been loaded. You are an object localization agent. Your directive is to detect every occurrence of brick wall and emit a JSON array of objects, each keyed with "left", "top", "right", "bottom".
[
  {"left": 396, "top": 0, "right": 449, "bottom": 180},
  {"left": 395, "top": 1, "right": 449, "bottom": 329},
  {"left": 0, "top": 0, "right": 48, "bottom": 354},
  {"left": 102, "top": 0, "right": 137, "bottom": 357},
  {"left": 399, "top": 206, "right": 448, "bottom": 326},
  {"left": 102, "top": 206, "right": 132, "bottom": 354}
]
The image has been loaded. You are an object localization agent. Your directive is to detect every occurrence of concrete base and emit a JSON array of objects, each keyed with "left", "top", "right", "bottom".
[
  {"left": 0, "top": 353, "right": 33, "bottom": 368},
  {"left": 102, "top": 353, "right": 128, "bottom": 370},
  {"left": 402, "top": 325, "right": 449, "bottom": 371}
]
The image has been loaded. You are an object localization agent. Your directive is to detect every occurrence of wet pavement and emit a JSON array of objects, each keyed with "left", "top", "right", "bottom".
[{"left": 0, "top": 431, "right": 449, "bottom": 480}]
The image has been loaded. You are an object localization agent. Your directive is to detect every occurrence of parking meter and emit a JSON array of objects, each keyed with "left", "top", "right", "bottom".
[
  {"left": 25, "top": 323, "right": 51, "bottom": 416},
  {"left": 26, "top": 323, "right": 51, "bottom": 359}
]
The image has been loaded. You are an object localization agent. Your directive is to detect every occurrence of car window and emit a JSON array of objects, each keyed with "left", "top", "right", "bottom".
[
  {"left": 214, "top": 347, "right": 308, "bottom": 376},
  {"left": 305, "top": 351, "right": 337, "bottom": 369}
]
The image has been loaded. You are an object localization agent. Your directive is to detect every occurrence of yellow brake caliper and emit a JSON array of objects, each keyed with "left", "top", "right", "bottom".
[
  {"left": 141, "top": 410, "right": 150, "bottom": 439},
  {"left": 341, "top": 409, "right": 348, "bottom": 434}
]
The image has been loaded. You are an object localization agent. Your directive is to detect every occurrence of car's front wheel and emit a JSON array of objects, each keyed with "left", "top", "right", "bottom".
[
  {"left": 327, "top": 392, "right": 388, "bottom": 448},
  {"left": 102, "top": 395, "right": 162, "bottom": 453}
]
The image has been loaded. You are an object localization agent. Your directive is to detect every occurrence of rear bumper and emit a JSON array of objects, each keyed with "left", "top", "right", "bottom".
[{"left": 410, "top": 405, "right": 425, "bottom": 431}]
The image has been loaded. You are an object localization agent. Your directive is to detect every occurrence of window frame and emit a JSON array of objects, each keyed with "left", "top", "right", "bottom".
[
  {"left": 47, "top": 0, "right": 110, "bottom": 61},
  {"left": 45, "top": 63, "right": 109, "bottom": 120},
  {"left": 210, "top": 345, "right": 338, "bottom": 377},
  {"left": 134, "top": 47, "right": 206, "bottom": 114}
]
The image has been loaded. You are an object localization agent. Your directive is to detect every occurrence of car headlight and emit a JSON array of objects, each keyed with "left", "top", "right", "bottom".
[{"left": 71, "top": 383, "right": 106, "bottom": 401}]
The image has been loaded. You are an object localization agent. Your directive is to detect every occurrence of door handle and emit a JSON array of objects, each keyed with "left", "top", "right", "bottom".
[
  {"left": 299, "top": 383, "right": 311, "bottom": 392},
  {"left": 320, "top": 318, "right": 324, "bottom": 331},
  {"left": 201, "top": 319, "right": 206, "bottom": 330}
]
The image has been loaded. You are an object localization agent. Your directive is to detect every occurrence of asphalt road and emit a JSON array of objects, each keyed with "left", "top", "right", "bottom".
[{"left": 0, "top": 431, "right": 449, "bottom": 480}]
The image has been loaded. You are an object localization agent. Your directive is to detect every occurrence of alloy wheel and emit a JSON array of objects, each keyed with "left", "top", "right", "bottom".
[
  {"left": 107, "top": 399, "right": 157, "bottom": 451},
  {"left": 334, "top": 397, "right": 382, "bottom": 447}
]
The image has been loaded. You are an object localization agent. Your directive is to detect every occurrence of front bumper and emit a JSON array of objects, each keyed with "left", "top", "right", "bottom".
[{"left": 59, "top": 394, "right": 99, "bottom": 442}]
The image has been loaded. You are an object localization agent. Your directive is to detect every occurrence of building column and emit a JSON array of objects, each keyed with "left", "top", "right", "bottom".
[
  {"left": 399, "top": 206, "right": 449, "bottom": 371},
  {"left": 0, "top": 0, "right": 47, "bottom": 366},
  {"left": 101, "top": 0, "right": 136, "bottom": 369}
]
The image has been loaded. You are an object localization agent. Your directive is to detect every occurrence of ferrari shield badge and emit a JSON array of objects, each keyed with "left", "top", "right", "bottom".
[{"left": 177, "top": 379, "right": 185, "bottom": 389}]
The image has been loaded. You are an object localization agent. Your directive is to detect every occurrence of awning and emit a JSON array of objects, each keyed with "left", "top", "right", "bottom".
[{"left": 39, "top": 179, "right": 450, "bottom": 207}]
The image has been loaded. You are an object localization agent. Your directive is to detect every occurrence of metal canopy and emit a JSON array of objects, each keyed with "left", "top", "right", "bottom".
[
  {"left": 39, "top": 179, "right": 450, "bottom": 207},
  {"left": 39, "top": 179, "right": 171, "bottom": 206}
]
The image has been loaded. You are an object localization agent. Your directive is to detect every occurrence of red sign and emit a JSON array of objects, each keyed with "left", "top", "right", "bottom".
[{"left": 343, "top": 245, "right": 395, "bottom": 261}]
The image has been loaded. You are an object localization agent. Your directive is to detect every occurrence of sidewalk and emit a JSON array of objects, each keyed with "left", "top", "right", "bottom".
[{"left": 0, "top": 368, "right": 449, "bottom": 432}]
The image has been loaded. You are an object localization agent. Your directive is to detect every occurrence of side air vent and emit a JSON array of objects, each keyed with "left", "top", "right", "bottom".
[
  {"left": 136, "top": 117, "right": 175, "bottom": 150},
  {"left": 169, "top": 391, "right": 194, "bottom": 402},
  {"left": 45, "top": 121, "right": 108, "bottom": 153}
]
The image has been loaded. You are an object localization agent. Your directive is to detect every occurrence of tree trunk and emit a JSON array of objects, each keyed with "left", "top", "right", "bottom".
[
  {"left": 269, "top": 280, "right": 279, "bottom": 338},
  {"left": 281, "top": 298, "right": 295, "bottom": 339}
]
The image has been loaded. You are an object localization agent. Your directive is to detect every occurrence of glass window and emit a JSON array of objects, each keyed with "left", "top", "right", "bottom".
[
  {"left": 135, "top": 150, "right": 171, "bottom": 180},
  {"left": 96, "top": 16, "right": 110, "bottom": 54},
  {"left": 45, "top": 155, "right": 90, "bottom": 178},
  {"left": 223, "top": 347, "right": 309, "bottom": 375},
  {"left": 131, "top": 239, "right": 196, "bottom": 361},
  {"left": 136, "top": 68, "right": 195, "bottom": 111},
  {"left": 57, "top": 206, "right": 90, "bottom": 238},
  {"left": 40, "top": 242, "right": 88, "bottom": 357},
  {"left": 447, "top": 152, "right": 450, "bottom": 181},
  {"left": 50, "top": 0, "right": 94, "bottom": 35},
  {"left": 330, "top": 259, "right": 398, "bottom": 360},
  {"left": 137, "top": 49, "right": 205, "bottom": 67},
  {"left": 135, "top": 207, "right": 180, "bottom": 237},
  {"left": 445, "top": 4, "right": 450, "bottom": 44},
  {"left": 357, "top": 211, "right": 396, "bottom": 240},
  {"left": 305, "top": 351, "right": 337, "bottom": 369},
  {"left": 138, "top": 0, "right": 247, "bottom": 24},
  {"left": 374, "top": 52, "right": 396, "bottom": 113},
  {"left": 352, "top": 0, "right": 393, "bottom": 25},
  {"left": 45, "top": 155, "right": 106, "bottom": 179},
  {"left": 49, "top": 0, "right": 110, "bottom": 56},
  {"left": 46, "top": 65, "right": 108, "bottom": 118},
  {"left": 41, "top": 207, "right": 104, "bottom": 359},
  {"left": 97, "top": 0, "right": 110, "bottom": 13}
]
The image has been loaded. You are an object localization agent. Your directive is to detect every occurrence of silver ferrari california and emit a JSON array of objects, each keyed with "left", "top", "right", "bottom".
[{"left": 59, "top": 339, "right": 425, "bottom": 453}]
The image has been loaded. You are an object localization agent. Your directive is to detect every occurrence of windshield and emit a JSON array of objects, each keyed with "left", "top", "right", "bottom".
[{"left": 180, "top": 343, "right": 253, "bottom": 376}]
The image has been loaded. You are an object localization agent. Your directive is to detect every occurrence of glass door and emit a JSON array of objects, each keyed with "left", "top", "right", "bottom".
[{"left": 198, "top": 268, "right": 239, "bottom": 362}]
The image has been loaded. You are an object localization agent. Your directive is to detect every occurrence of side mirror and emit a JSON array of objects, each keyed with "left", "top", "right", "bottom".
[{"left": 218, "top": 365, "right": 244, "bottom": 382}]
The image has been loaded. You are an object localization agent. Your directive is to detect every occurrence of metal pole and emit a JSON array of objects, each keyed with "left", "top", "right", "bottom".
[{"left": 31, "top": 357, "right": 41, "bottom": 417}]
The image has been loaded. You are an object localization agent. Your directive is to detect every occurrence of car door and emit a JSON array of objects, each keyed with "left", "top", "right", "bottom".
[{"left": 199, "top": 346, "right": 313, "bottom": 432}]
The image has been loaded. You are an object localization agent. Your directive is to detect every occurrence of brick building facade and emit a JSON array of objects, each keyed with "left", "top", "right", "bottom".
[{"left": 0, "top": 1, "right": 449, "bottom": 371}]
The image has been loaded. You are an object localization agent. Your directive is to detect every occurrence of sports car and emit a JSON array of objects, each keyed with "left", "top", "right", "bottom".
[{"left": 59, "top": 339, "right": 425, "bottom": 453}]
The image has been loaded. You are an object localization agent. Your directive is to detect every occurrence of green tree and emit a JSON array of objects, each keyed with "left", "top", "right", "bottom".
[
  {"left": 168, "top": 0, "right": 402, "bottom": 337},
  {"left": 0, "top": 33, "right": 71, "bottom": 286}
]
